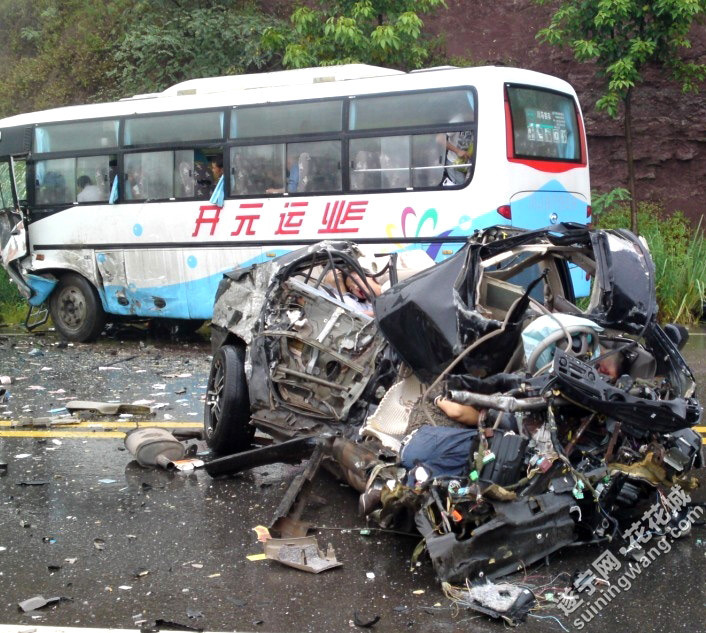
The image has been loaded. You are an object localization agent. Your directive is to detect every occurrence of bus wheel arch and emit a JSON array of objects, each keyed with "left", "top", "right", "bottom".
[{"left": 48, "top": 272, "right": 106, "bottom": 342}]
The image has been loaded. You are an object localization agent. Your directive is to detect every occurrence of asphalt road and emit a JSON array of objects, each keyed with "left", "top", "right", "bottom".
[{"left": 0, "top": 327, "right": 704, "bottom": 633}]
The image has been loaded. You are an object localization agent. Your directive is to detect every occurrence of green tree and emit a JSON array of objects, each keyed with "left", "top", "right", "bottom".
[
  {"left": 109, "top": 2, "right": 284, "bottom": 97},
  {"left": 0, "top": 0, "right": 134, "bottom": 117},
  {"left": 262, "top": 0, "right": 447, "bottom": 70},
  {"left": 535, "top": 0, "right": 706, "bottom": 234},
  {"left": 0, "top": 1, "right": 287, "bottom": 115}
]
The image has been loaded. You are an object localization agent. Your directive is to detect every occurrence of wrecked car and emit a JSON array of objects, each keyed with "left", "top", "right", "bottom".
[{"left": 204, "top": 224, "right": 702, "bottom": 586}]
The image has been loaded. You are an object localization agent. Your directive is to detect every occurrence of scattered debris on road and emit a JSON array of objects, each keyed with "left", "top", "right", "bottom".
[
  {"left": 263, "top": 535, "right": 342, "bottom": 573},
  {"left": 17, "top": 595, "right": 66, "bottom": 612},
  {"left": 125, "top": 427, "right": 186, "bottom": 468},
  {"left": 66, "top": 400, "right": 156, "bottom": 416},
  {"left": 443, "top": 580, "right": 536, "bottom": 625}
]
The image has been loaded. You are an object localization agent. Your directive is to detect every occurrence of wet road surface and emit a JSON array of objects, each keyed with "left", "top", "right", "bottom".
[{"left": 0, "top": 328, "right": 704, "bottom": 633}]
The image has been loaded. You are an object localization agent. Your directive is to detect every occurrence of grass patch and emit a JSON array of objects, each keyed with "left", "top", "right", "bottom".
[
  {"left": 0, "top": 266, "right": 27, "bottom": 326},
  {"left": 595, "top": 200, "right": 706, "bottom": 324}
]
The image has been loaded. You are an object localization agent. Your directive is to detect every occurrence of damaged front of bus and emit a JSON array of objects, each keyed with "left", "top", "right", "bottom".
[{"left": 205, "top": 224, "right": 703, "bottom": 589}]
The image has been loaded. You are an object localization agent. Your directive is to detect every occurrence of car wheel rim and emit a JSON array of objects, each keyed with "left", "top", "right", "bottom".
[{"left": 206, "top": 359, "right": 225, "bottom": 437}]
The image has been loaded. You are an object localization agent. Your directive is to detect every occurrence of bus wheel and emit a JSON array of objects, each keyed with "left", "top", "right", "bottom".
[
  {"left": 204, "top": 344, "right": 253, "bottom": 454},
  {"left": 49, "top": 273, "right": 106, "bottom": 342}
]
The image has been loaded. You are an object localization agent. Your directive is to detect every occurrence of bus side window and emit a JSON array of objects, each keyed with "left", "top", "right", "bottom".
[
  {"left": 194, "top": 156, "right": 213, "bottom": 198},
  {"left": 230, "top": 144, "right": 284, "bottom": 196},
  {"left": 76, "top": 155, "right": 115, "bottom": 203},
  {"left": 412, "top": 133, "right": 446, "bottom": 188},
  {"left": 287, "top": 140, "right": 341, "bottom": 193},
  {"left": 175, "top": 150, "right": 196, "bottom": 198},
  {"left": 38, "top": 171, "right": 69, "bottom": 204},
  {"left": 379, "top": 136, "right": 408, "bottom": 189},
  {"left": 34, "top": 158, "right": 74, "bottom": 205},
  {"left": 173, "top": 149, "right": 221, "bottom": 199},
  {"left": 440, "top": 128, "right": 474, "bottom": 186},
  {"left": 350, "top": 149, "right": 380, "bottom": 191},
  {"left": 349, "top": 133, "right": 459, "bottom": 191},
  {"left": 124, "top": 151, "right": 173, "bottom": 201},
  {"left": 350, "top": 136, "right": 412, "bottom": 190},
  {"left": 350, "top": 139, "right": 382, "bottom": 191}
]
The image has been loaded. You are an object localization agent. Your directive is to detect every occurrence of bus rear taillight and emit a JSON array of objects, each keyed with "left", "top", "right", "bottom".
[
  {"left": 587, "top": 205, "right": 592, "bottom": 219},
  {"left": 497, "top": 205, "right": 512, "bottom": 220}
]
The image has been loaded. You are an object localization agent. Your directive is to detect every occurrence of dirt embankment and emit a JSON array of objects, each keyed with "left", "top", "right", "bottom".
[
  {"left": 261, "top": 0, "right": 706, "bottom": 221},
  {"left": 427, "top": 0, "right": 706, "bottom": 221}
]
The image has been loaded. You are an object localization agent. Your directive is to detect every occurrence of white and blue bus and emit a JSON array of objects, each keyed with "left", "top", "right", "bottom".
[{"left": 0, "top": 64, "right": 590, "bottom": 341}]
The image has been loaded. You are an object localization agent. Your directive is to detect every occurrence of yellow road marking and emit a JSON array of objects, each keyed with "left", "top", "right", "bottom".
[
  {"left": 0, "top": 420, "right": 200, "bottom": 429},
  {"left": 0, "top": 430, "right": 126, "bottom": 438},
  {"left": 0, "top": 625, "right": 236, "bottom": 633},
  {"left": 0, "top": 425, "right": 702, "bottom": 442},
  {"left": 0, "top": 417, "right": 201, "bottom": 438}
]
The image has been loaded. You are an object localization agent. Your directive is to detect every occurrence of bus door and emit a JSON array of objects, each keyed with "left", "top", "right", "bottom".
[{"left": 0, "top": 156, "right": 32, "bottom": 298}]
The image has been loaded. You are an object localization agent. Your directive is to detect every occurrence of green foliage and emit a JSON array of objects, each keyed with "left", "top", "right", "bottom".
[
  {"left": 0, "top": 267, "right": 26, "bottom": 325},
  {"left": 590, "top": 187, "right": 631, "bottom": 217},
  {"left": 0, "top": 1, "right": 287, "bottom": 115},
  {"left": 0, "top": 267, "right": 21, "bottom": 305},
  {"left": 262, "top": 0, "right": 447, "bottom": 70},
  {"left": 535, "top": 0, "right": 706, "bottom": 117},
  {"left": 0, "top": 0, "right": 134, "bottom": 117},
  {"left": 0, "top": 0, "right": 447, "bottom": 112},
  {"left": 109, "top": 3, "right": 283, "bottom": 97},
  {"left": 595, "top": 200, "right": 706, "bottom": 324},
  {"left": 536, "top": 0, "right": 706, "bottom": 234}
]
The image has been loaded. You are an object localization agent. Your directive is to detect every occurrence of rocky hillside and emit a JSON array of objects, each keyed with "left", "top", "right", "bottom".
[{"left": 426, "top": 0, "right": 706, "bottom": 221}]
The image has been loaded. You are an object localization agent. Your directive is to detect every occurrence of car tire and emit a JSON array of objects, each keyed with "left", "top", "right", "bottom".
[
  {"left": 49, "top": 273, "right": 106, "bottom": 342},
  {"left": 204, "top": 344, "right": 253, "bottom": 454}
]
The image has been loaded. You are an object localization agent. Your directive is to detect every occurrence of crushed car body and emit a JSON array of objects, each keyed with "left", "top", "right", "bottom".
[{"left": 205, "top": 224, "right": 702, "bottom": 586}]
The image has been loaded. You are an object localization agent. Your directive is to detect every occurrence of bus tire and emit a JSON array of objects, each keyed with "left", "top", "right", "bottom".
[
  {"left": 49, "top": 273, "right": 106, "bottom": 342},
  {"left": 204, "top": 344, "right": 253, "bottom": 455}
]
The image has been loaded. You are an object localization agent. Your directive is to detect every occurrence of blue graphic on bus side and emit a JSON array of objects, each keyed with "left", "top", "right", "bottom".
[{"left": 96, "top": 182, "right": 588, "bottom": 320}]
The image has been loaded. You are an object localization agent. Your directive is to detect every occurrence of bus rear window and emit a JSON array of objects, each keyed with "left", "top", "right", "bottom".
[{"left": 507, "top": 86, "right": 580, "bottom": 161}]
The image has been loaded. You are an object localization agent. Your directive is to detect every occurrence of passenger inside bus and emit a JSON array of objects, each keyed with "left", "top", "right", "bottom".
[
  {"left": 210, "top": 157, "right": 223, "bottom": 183},
  {"left": 125, "top": 165, "right": 143, "bottom": 200},
  {"left": 174, "top": 151, "right": 222, "bottom": 199},
  {"left": 191, "top": 151, "right": 213, "bottom": 198},
  {"left": 440, "top": 126, "right": 474, "bottom": 186},
  {"left": 266, "top": 153, "right": 300, "bottom": 194},
  {"left": 37, "top": 171, "right": 69, "bottom": 205},
  {"left": 107, "top": 158, "right": 118, "bottom": 201},
  {"left": 76, "top": 175, "right": 102, "bottom": 202}
]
